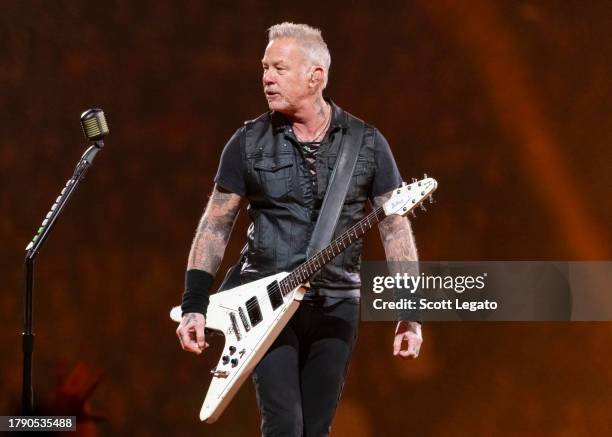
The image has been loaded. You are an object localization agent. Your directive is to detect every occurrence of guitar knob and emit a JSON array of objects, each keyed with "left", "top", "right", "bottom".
[
  {"left": 231, "top": 358, "right": 239, "bottom": 367},
  {"left": 222, "top": 355, "right": 230, "bottom": 364},
  {"left": 229, "top": 346, "right": 236, "bottom": 354}
]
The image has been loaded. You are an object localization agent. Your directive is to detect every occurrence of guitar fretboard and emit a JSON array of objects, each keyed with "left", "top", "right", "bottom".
[{"left": 278, "top": 205, "right": 387, "bottom": 295}]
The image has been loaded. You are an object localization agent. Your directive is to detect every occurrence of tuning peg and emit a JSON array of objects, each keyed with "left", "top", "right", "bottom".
[
  {"left": 410, "top": 210, "right": 416, "bottom": 218},
  {"left": 428, "top": 195, "right": 435, "bottom": 204},
  {"left": 411, "top": 177, "right": 417, "bottom": 183},
  {"left": 419, "top": 203, "right": 427, "bottom": 212},
  {"left": 424, "top": 173, "right": 428, "bottom": 179}
]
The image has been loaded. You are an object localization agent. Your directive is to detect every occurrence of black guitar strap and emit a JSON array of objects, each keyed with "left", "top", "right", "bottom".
[
  {"left": 306, "top": 114, "right": 364, "bottom": 257},
  {"left": 219, "top": 113, "right": 365, "bottom": 291}
]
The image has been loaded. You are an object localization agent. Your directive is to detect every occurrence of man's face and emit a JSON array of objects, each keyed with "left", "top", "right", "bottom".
[{"left": 261, "top": 38, "right": 312, "bottom": 113}]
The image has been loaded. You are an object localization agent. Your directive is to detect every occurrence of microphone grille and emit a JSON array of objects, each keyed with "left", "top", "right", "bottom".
[{"left": 80, "top": 108, "right": 109, "bottom": 141}]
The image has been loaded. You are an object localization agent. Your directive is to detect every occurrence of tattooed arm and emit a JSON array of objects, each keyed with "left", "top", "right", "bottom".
[
  {"left": 177, "top": 184, "right": 242, "bottom": 355},
  {"left": 373, "top": 190, "right": 423, "bottom": 360},
  {"left": 187, "top": 184, "right": 242, "bottom": 273}
]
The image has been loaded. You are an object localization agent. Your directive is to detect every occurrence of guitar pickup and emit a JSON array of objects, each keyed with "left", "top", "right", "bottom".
[
  {"left": 246, "top": 296, "right": 263, "bottom": 326},
  {"left": 267, "top": 281, "right": 283, "bottom": 310}
]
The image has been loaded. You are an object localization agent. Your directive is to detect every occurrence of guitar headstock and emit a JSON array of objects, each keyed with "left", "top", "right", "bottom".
[{"left": 382, "top": 176, "right": 438, "bottom": 217}]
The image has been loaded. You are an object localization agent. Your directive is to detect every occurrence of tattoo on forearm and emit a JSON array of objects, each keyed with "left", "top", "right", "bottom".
[
  {"left": 187, "top": 185, "right": 241, "bottom": 273},
  {"left": 373, "top": 191, "right": 419, "bottom": 264}
]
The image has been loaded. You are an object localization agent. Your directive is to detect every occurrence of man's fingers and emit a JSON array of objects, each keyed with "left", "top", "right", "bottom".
[
  {"left": 404, "top": 338, "right": 422, "bottom": 358},
  {"left": 195, "top": 324, "right": 206, "bottom": 349},
  {"left": 393, "top": 333, "right": 422, "bottom": 359},
  {"left": 393, "top": 333, "right": 404, "bottom": 356},
  {"left": 181, "top": 331, "right": 200, "bottom": 353},
  {"left": 176, "top": 325, "right": 201, "bottom": 354},
  {"left": 398, "top": 349, "right": 413, "bottom": 358},
  {"left": 176, "top": 313, "right": 208, "bottom": 354},
  {"left": 398, "top": 342, "right": 419, "bottom": 358}
]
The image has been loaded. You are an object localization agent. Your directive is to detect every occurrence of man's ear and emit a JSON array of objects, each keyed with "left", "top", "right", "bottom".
[{"left": 310, "top": 66, "right": 324, "bottom": 86}]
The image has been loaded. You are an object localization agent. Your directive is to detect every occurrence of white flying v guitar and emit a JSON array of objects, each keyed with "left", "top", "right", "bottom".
[{"left": 170, "top": 176, "right": 438, "bottom": 423}]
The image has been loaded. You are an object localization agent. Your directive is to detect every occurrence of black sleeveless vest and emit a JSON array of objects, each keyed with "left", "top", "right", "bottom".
[{"left": 239, "top": 101, "right": 377, "bottom": 297}]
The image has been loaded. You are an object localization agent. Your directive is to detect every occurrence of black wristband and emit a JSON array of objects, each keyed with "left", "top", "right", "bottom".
[
  {"left": 181, "top": 269, "right": 214, "bottom": 316},
  {"left": 394, "top": 289, "right": 423, "bottom": 323}
]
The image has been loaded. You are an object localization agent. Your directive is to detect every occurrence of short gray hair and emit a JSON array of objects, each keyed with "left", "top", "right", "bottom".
[{"left": 267, "top": 22, "right": 331, "bottom": 88}]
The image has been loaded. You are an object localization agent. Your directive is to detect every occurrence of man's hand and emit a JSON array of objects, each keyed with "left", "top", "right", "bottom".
[
  {"left": 393, "top": 321, "right": 422, "bottom": 359},
  {"left": 176, "top": 313, "right": 209, "bottom": 355}
]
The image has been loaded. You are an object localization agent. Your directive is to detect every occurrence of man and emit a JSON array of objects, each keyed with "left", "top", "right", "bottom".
[{"left": 176, "top": 22, "right": 422, "bottom": 436}]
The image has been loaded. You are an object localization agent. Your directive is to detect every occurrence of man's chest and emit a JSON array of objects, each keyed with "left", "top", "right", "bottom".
[{"left": 244, "top": 136, "right": 375, "bottom": 209}]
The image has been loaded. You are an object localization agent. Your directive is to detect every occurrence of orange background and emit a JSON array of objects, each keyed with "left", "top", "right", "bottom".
[{"left": 1, "top": 1, "right": 611, "bottom": 435}]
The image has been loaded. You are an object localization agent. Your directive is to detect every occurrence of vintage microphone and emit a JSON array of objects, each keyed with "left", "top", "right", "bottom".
[{"left": 22, "top": 108, "right": 109, "bottom": 414}]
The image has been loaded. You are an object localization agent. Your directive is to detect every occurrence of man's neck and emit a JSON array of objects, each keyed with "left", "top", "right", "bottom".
[{"left": 284, "top": 96, "right": 330, "bottom": 138}]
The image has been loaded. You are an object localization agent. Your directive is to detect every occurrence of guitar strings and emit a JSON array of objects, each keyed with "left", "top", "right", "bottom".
[
  {"left": 240, "top": 205, "right": 376, "bottom": 313},
  {"left": 236, "top": 190, "right": 428, "bottom": 317},
  {"left": 282, "top": 206, "right": 385, "bottom": 289}
]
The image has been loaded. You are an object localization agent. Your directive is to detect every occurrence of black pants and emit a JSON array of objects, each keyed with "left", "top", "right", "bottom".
[{"left": 252, "top": 297, "right": 360, "bottom": 437}]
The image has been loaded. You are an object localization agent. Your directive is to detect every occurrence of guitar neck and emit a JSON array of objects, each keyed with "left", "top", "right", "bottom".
[{"left": 278, "top": 205, "right": 387, "bottom": 296}]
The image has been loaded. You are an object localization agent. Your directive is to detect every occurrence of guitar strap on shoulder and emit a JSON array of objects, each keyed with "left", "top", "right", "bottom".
[
  {"left": 219, "top": 113, "right": 366, "bottom": 291},
  {"left": 306, "top": 115, "right": 365, "bottom": 257}
]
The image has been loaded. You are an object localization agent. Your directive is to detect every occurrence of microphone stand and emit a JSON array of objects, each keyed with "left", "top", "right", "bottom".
[{"left": 22, "top": 140, "right": 103, "bottom": 415}]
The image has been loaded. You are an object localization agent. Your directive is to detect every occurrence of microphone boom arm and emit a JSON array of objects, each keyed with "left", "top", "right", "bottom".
[{"left": 22, "top": 121, "right": 105, "bottom": 415}]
